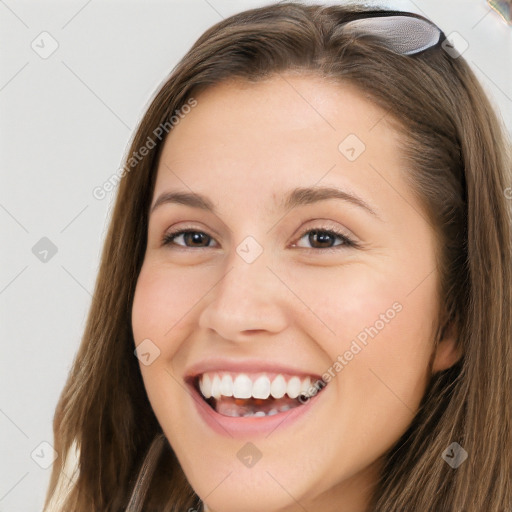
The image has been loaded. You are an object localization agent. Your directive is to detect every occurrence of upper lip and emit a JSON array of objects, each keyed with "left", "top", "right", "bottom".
[{"left": 184, "top": 358, "right": 324, "bottom": 381}]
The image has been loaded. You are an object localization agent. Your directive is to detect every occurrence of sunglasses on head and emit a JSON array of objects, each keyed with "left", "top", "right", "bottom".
[{"left": 341, "top": 10, "right": 446, "bottom": 55}]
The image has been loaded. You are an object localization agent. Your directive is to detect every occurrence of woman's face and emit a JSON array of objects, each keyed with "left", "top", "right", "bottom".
[{"left": 131, "top": 75, "right": 458, "bottom": 512}]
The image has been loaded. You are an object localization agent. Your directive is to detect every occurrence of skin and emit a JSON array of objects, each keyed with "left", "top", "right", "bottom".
[{"left": 131, "top": 74, "right": 460, "bottom": 512}]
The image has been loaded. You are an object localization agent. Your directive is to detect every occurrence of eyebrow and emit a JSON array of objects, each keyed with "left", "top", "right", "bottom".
[{"left": 150, "top": 186, "right": 380, "bottom": 219}]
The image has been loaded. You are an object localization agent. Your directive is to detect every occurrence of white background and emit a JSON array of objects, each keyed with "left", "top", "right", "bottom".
[{"left": 1, "top": 0, "right": 511, "bottom": 510}]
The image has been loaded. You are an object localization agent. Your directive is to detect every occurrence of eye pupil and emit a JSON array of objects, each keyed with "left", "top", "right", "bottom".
[
  {"left": 310, "top": 230, "right": 335, "bottom": 248},
  {"left": 186, "top": 232, "right": 209, "bottom": 246}
]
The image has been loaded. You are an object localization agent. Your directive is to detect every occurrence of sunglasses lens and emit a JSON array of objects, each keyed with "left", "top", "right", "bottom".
[{"left": 342, "top": 15, "right": 442, "bottom": 55}]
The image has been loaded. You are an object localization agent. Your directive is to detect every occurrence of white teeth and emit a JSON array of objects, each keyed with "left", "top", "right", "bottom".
[
  {"left": 219, "top": 374, "right": 233, "bottom": 397},
  {"left": 211, "top": 375, "right": 222, "bottom": 399},
  {"left": 270, "top": 375, "right": 287, "bottom": 399},
  {"left": 233, "top": 374, "right": 252, "bottom": 399},
  {"left": 252, "top": 375, "right": 271, "bottom": 399},
  {"left": 286, "top": 376, "right": 301, "bottom": 399},
  {"left": 199, "top": 374, "right": 212, "bottom": 399},
  {"left": 300, "top": 376, "right": 311, "bottom": 396},
  {"left": 197, "top": 372, "right": 323, "bottom": 401}
]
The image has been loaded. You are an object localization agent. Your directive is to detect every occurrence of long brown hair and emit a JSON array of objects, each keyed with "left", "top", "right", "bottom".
[{"left": 44, "top": 2, "right": 512, "bottom": 511}]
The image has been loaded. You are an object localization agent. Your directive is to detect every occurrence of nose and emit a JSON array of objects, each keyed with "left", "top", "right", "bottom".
[{"left": 198, "top": 246, "right": 289, "bottom": 342}]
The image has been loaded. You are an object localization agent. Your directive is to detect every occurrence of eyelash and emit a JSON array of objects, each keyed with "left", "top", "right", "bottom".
[{"left": 161, "top": 225, "right": 358, "bottom": 252}]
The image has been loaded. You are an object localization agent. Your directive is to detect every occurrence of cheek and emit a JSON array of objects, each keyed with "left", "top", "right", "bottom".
[
  {"left": 131, "top": 262, "right": 198, "bottom": 409},
  {"left": 131, "top": 262, "right": 202, "bottom": 346},
  {"left": 328, "top": 305, "right": 433, "bottom": 467},
  {"left": 131, "top": 262, "right": 199, "bottom": 442},
  {"left": 293, "top": 261, "right": 437, "bottom": 456}
]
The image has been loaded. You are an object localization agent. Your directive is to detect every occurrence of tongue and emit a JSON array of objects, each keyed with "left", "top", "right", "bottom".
[{"left": 213, "top": 395, "right": 302, "bottom": 417}]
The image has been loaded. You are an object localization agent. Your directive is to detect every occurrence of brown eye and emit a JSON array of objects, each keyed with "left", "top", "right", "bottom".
[
  {"left": 308, "top": 230, "right": 340, "bottom": 249},
  {"left": 162, "top": 229, "right": 216, "bottom": 248},
  {"left": 294, "top": 228, "right": 356, "bottom": 250}
]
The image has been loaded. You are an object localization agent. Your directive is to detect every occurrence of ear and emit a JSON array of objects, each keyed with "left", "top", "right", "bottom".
[{"left": 432, "top": 318, "right": 463, "bottom": 372}]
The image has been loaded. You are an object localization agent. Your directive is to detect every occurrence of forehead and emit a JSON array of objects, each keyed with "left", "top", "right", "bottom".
[
  {"left": 153, "top": 75, "right": 405, "bottom": 218},
  {"left": 163, "top": 75, "right": 393, "bottom": 143}
]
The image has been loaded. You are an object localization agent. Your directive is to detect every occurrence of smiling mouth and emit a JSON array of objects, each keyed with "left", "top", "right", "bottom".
[{"left": 191, "top": 371, "right": 328, "bottom": 418}]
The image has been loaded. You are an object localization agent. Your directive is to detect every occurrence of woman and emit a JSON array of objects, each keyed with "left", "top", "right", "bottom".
[{"left": 43, "top": 2, "right": 512, "bottom": 511}]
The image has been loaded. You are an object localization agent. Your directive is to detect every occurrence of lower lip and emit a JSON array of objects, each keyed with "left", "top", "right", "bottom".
[{"left": 187, "top": 383, "right": 328, "bottom": 438}]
